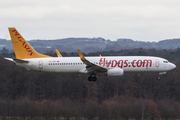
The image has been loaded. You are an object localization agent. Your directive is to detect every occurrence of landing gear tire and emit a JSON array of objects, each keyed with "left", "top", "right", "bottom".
[
  {"left": 92, "top": 77, "right": 97, "bottom": 82},
  {"left": 88, "top": 75, "right": 97, "bottom": 82},
  {"left": 88, "top": 76, "right": 92, "bottom": 81}
]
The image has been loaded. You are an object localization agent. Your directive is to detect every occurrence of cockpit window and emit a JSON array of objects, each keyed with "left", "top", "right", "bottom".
[{"left": 163, "top": 61, "right": 168, "bottom": 63}]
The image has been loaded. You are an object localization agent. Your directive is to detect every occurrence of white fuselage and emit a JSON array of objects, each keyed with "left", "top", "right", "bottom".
[{"left": 16, "top": 56, "right": 176, "bottom": 75}]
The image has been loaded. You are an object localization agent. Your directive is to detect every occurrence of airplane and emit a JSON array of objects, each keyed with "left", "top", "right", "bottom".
[{"left": 5, "top": 27, "right": 176, "bottom": 82}]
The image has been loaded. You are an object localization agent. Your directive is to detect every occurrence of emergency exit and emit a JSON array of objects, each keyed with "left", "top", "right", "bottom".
[
  {"left": 39, "top": 61, "right": 43, "bottom": 69},
  {"left": 155, "top": 59, "right": 159, "bottom": 67}
]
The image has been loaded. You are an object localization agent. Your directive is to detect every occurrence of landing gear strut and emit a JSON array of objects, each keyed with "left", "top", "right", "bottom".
[
  {"left": 157, "top": 72, "right": 166, "bottom": 80},
  {"left": 88, "top": 75, "right": 97, "bottom": 82},
  {"left": 157, "top": 73, "right": 161, "bottom": 80}
]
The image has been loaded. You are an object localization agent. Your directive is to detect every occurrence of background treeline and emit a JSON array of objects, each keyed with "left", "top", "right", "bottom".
[
  {"left": 1, "top": 97, "right": 180, "bottom": 120},
  {"left": 0, "top": 48, "right": 180, "bottom": 120}
]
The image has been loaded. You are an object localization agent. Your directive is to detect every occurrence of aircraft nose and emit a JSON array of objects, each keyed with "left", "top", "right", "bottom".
[{"left": 169, "top": 63, "right": 176, "bottom": 70}]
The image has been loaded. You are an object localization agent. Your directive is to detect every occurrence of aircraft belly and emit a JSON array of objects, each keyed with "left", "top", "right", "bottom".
[
  {"left": 17, "top": 63, "right": 38, "bottom": 71},
  {"left": 123, "top": 66, "right": 158, "bottom": 72}
]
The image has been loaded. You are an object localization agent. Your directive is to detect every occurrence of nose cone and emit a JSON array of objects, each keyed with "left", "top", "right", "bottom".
[{"left": 169, "top": 63, "right": 176, "bottom": 70}]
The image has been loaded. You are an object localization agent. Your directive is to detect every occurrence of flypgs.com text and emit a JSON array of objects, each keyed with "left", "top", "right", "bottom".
[{"left": 99, "top": 58, "right": 152, "bottom": 68}]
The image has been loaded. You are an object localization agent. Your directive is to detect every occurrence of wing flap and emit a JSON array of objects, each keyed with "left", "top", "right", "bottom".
[{"left": 77, "top": 49, "right": 107, "bottom": 73}]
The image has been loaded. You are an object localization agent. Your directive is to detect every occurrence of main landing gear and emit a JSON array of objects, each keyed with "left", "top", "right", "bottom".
[{"left": 88, "top": 75, "right": 97, "bottom": 82}]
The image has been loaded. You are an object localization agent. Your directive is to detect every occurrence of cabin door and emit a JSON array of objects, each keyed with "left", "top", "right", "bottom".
[
  {"left": 39, "top": 61, "right": 43, "bottom": 69},
  {"left": 155, "top": 59, "right": 159, "bottom": 67}
]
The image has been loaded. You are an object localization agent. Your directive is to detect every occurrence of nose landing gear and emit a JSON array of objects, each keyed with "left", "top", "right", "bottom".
[
  {"left": 157, "top": 72, "right": 166, "bottom": 80},
  {"left": 88, "top": 75, "right": 97, "bottom": 82}
]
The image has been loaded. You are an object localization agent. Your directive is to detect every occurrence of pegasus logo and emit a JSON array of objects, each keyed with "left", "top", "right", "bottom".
[{"left": 12, "top": 29, "right": 34, "bottom": 56}]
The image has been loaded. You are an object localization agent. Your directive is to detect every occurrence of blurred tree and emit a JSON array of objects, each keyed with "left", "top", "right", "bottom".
[{"left": 146, "top": 100, "right": 161, "bottom": 120}]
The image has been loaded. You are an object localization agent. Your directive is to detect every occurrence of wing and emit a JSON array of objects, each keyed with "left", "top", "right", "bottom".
[
  {"left": 55, "top": 49, "right": 63, "bottom": 57},
  {"left": 77, "top": 49, "right": 107, "bottom": 74}
]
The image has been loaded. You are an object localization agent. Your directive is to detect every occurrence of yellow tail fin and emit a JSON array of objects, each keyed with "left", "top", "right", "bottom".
[{"left": 8, "top": 28, "right": 51, "bottom": 59}]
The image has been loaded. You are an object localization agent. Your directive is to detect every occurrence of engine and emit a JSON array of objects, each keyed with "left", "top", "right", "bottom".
[{"left": 107, "top": 68, "right": 124, "bottom": 76}]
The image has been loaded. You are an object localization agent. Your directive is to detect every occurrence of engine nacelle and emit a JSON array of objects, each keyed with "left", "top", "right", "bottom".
[{"left": 107, "top": 68, "right": 124, "bottom": 76}]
